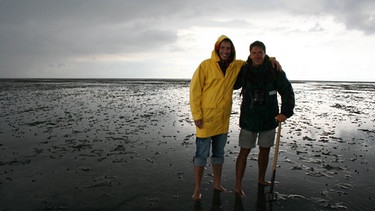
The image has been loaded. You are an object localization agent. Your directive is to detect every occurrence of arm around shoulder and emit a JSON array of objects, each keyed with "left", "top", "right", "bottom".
[
  {"left": 269, "top": 56, "right": 282, "bottom": 71},
  {"left": 234, "top": 66, "right": 246, "bottom": 90}
]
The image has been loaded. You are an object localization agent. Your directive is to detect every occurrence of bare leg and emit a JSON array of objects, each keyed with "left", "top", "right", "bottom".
[
  {"left": 212, "top": 164, "right": 226, "bottom": 191},
  {"left": 235, "top": 148, "right": 251, "bottom": 196},
  {"left": 193, "top": 165, "right": 204, "bottom": 201},
  {"left": 258, "top": 147, "right": 271, "bottom": 186}
]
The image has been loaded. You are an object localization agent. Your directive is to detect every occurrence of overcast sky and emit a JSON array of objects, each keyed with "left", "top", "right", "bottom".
[{"left": 0, "top": 0, "right": 374, "bottom": 81}]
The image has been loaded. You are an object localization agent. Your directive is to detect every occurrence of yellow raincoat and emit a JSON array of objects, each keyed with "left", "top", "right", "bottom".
[{"left": 190, "top": 35, "right": 245, "bottom": 138}]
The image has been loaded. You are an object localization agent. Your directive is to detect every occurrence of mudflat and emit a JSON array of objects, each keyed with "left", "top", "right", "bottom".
[{"left": 0, "top": 79, "right": 374, "bottom": 210}]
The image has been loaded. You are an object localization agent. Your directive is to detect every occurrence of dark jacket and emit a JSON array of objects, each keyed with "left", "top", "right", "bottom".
[{"left": 234, "top": 55, "right": 295, "bottom": 132}]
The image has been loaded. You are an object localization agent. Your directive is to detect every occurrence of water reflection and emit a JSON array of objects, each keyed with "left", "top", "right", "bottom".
[
  {"left": 192, "top": 189, "right": 222, "bottom": 211},
  {"left": 211, "top": 189, "right": 222, "bottom": 211},
  {"left": 234, "top": 184, "right": 274, "bottom": 211}
]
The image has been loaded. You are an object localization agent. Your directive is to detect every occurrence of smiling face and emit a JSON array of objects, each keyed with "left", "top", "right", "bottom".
[
  {"left": 250, "top": 46, "right": 266, "bottom": 66},
  {"left": 218, "top": 40, "right": 232, "bottom": 61}
]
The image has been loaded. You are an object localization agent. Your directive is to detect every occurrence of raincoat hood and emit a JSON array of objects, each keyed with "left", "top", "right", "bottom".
[{"left": 212, "top": 35, "right": 236, "bottom": 63}]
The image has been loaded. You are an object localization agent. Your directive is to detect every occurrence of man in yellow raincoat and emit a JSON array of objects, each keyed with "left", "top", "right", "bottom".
[{"left": 190, "top": 35, "right": 280, "bottom": 201}]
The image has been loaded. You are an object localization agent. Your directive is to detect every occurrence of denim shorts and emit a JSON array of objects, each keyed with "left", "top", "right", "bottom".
[
  {"left": 193, "top": 133, "right": 227, "bottom": 166},
  {"left": 239, "top": 128, "right": 275, "bottom": 149}
]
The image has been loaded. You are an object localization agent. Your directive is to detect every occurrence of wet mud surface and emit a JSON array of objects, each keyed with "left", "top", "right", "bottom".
[{"left": 0, "top": 79, "right": 374, "bottom": 210}]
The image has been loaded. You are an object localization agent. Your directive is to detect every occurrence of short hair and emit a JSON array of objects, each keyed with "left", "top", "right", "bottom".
[{"left": 250, "top": 41, "right": 266, "bottom": 53}]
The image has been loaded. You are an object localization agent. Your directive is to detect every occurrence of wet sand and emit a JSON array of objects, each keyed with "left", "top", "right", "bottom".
[{"left": 0, "top": 79, "right": 374, "bottom": 210}]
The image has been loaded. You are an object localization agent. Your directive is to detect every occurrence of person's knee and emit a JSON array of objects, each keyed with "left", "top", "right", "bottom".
[
  {"left": 259, "top": 146, "right": 270, "bottom": 151},
  {"left": 259, "top": 147, "right": 270, "bottom": 156},
  {"left": 238, "top": 148, "right": 251, "bottom": 159},
  {"left": 193, "top": 156, "right": 208, "bottom": 166},
  {"left": 211, "top": 157, "right": 224, "bottom": 165}
]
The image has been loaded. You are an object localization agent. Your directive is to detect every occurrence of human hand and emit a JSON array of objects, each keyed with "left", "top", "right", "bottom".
[
  {"left": 195, "top": 119, "right": 203, "bottom": 129},
  {"left": 275, "top": 114, "right": 287, "bottom": 122},
  {"left": 271, "top": 58, "right": 282, "bottom": 71}
]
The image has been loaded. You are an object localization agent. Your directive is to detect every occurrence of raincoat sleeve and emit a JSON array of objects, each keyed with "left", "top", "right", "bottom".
[{"left": 190, "top": 63, "right": 205, "bottom": 121}]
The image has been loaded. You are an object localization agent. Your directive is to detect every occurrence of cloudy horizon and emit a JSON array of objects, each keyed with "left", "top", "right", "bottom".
[{"left": 1, "top": 0, "right": 374, "bottom": 81}]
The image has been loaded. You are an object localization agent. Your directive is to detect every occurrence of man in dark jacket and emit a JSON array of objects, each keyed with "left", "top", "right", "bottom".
[{"left": 234, "top": 41, "right": 295, "bottom": 196}]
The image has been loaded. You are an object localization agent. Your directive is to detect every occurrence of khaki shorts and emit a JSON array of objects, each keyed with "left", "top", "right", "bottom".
[{"left": 239, "top": 128, "right": 275, "bottom": 149}]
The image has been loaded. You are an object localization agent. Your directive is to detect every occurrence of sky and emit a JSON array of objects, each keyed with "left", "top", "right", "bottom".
[{"left": 0, "top": 0, "right": 374, "bottom": 81}]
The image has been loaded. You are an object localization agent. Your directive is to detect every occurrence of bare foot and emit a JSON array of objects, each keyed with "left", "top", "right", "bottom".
[
  {"left": 235, "top": 189, "right": 246, "bottom": 197},
  {"left": 213, "top": 186, "right": 227, "bottom": 192},
  {"left": 258, "top": 181, "right": 271, "bottom": 186},
  {"left": 192, "top": 193, "right": 201, "bottom": 201}
]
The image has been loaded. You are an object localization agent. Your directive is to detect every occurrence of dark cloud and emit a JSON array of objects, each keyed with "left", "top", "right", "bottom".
[
  {"left": 333, "top": 0, "right": 375, "bottom": 34},
  {"left": 0, "top": 1, "right": 182, "bottom": 56},
  {"left": 277, "top": 0, "right": 375, "bottom": 35},
  {"left": 0, "top": 0, "right": 374, "bottom": 79},
  {"left": 0, "top": 0, "right": 208, "bottom": 78}
]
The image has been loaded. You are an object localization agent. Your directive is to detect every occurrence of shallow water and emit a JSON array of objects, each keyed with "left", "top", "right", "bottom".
[{"left": 0, "top": 79, "right": 374, "bottom": 210}]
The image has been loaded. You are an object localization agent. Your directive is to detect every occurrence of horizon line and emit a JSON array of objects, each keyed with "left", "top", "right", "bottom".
[{"left": 0, "top": 78, "right": 374, "bottom": 83}]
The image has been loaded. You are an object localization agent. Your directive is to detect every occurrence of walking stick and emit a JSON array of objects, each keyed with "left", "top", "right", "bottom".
[{"left": 266, "top": 121, "right": 282, "bottom": 201}]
